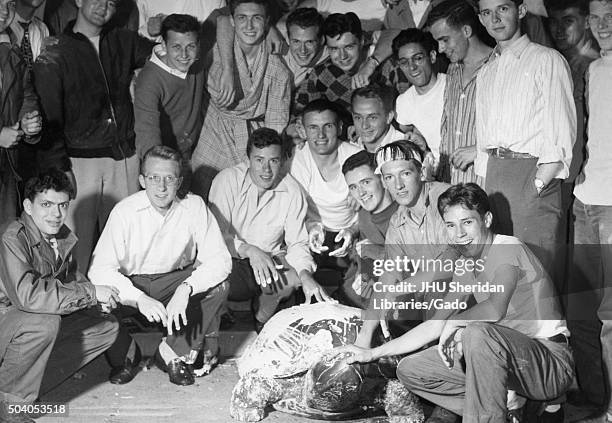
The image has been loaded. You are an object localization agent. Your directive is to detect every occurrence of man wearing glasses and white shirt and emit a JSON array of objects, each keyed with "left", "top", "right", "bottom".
[{"left": 88, "top": 146, "right": 231, "bottom": 386}]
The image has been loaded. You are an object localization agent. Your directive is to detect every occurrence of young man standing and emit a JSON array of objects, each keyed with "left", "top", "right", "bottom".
[
  {"left": 134, "top": 14, "right": 205, "bottom": 161},
  {"left": 342, "top": 183, "right": 574, "bottom": 422},
  {"left": 88, "top": 146, "right": 232, "bottom": 386},
  {"left": 33, "top": 0, "right": 155, "bottom": 273},
  {"left": 475, "top": 0, "right": 575, "bottom": 279},
  {"left": 10, "top": 0, "right": 49, "bottom": 67},
  {"left": 0, "top": 170, "right": 121, "bottom": 420},
  {"left": 570, "top": 0, "right": 612, "bottom": 419},
  {"left": 0, "top": 0, "right": 41, "bottom": 225},
  {"left": 209, "top": 128, "right": 332, "bottom": 328},
  {"left": 191, "top": 0, "right": 291, "bottom": 200},
  {"left": 394, "top": 28, "right": 447, "bottom": 175},
  {"left": 427, "top": 0, "right": 492, "bottom": 185}
]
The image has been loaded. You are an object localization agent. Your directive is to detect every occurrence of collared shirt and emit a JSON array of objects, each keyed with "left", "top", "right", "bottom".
[
  {"left": 475, "top": 35, "right": 576, "bottom": 179},
  {"left": 316, "top": 0, "right": 387, "bottom": 31},
  {"left": 382, "top": 181, "right": 450, "bottom": 283},
  {"left": 209, "top": 162, "right": 315, "bottom": 275},
  {"left": 407, "top": 0, "right": 431, "bottom": 28},
  {"left": 351, "top": 125, "right": 407, "bottom": 152},
  {"left": 291, "top": 141, "right": 361, "bottom": 231},
  {"left": 88, "top": 191, "right": 232, "bottom": 302},
  {"left": 9, "top": 13, "right": 49, "bottom": 61},
  {"left": 150, "top": 44, "right": 187, "bottom": 79},
  {"left": 293, "top": 57, "right": 354, "bottom": 116},
  {"left": 574, "top": 53, "right": 612, "bottom": 205},
  {"left": 439, "top": 61, "right": 487, "bottom": 185}
]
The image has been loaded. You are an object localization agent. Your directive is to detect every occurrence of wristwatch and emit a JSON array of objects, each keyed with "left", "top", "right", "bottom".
[{"left": 534, "top": 178, "right": 545, "bottom": 194}]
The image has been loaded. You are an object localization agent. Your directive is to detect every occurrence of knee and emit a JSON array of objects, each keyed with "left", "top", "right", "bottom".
[
  {"left": 396, "top": 356, "right": 423, "bottom": 390},
  {"left": 25, "top": 313, "right": 61, "bottom": 344},
  {"left": 461, "top": 321, "right": 496, "bottom": 351}
]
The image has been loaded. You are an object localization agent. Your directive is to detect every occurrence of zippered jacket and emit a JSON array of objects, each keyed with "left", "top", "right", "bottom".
[{"left": 33, "top": 22, "right": 154, "bottom": 171}]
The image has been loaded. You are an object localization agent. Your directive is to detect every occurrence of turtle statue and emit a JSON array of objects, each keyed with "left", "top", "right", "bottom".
[{"left": 230, "top": 303, "right": 424, "bottom": 422}]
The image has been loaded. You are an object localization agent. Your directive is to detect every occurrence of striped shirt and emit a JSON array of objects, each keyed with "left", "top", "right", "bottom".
[
  {"left": 474, "top": 35, "right": 576, "bottom": 179},
  {"left": 439, "top": 62, "right": 486, "bottom": 185}
]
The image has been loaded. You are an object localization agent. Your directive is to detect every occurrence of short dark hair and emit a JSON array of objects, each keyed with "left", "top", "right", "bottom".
[
  {"left": 437, "top": 183, "right": 491, "bottom": 219},
  {"left": 342, "top": 150, "right": 376, "bottom": 175},
  {"left": 229, "top": 0, "right": 270, "bottom": 16},
  {"left": 301, "top": 98, "right": 342, "bottom": 122},
  {"left": 544, "top": 0, "right": 589, "bottom": 15},
  {"left": 161, "top": 14, "right": 201, "bottom": 41},
  {"left": 478, "top": 0, "right": 523, "bottom": 7},
  {"left": 426, "top": 0, "right": 481, "bottom": 33},
  {"left": 140, "top": 145, "right": 183, "bottom": 176},
  {"left": 322, "top": 12, "right": 362, "bottom": 40},
  {"left": 351, "top": 84, "right": 397, "bottom": 114},
  {"left": 24, "top": 169, "right": 75, "bottom": 201},
  {"left": 286, "top": 7, "right": 324, "bottom": 37},
  {"left": 246, "top": 127, "right": 286, "bottom": 158},
  {"left": 392, "top": 29, "right": 438, "bottom": 59}
]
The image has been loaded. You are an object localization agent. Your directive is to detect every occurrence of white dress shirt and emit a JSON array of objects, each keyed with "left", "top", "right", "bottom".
[
  {"left": 88, "top": 191, "right": 232, "bottom": 302},
  {"left": 9, "top": 13, "right": 49, "bottom": 61}
]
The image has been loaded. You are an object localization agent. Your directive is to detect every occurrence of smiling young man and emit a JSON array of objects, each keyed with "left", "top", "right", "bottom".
[
  {"left": 474, "top": 0, "right": 575, "bottom": 282},
  {"left": 292, "top": 12, "right": 367, "bottom": 116},
  {"left": 209, "top": 128, "right": 332, "bottom": 329},
  {"left": 394, "top": 28, "right": 447, "bottom": 175},
  {"left": 570, "top": 1, "right": 612, "bottom": 419},
  {"left": 134, "top": 14, "right": 205, "bottom": 163},
  {"left": 0, "top": 170, "right": 122, "bottom": 421},
  {"left": 427, "top": 0, "right": 492, "bottom": 185},
  {"left": 88, "top": 146, "right": 232, "bottom": 386},
  {"left": 341, "top": 183, "right": 574, "bottom": 423},
  {"left": 191, "top": 0, "right": 291, "bottom": 200}
]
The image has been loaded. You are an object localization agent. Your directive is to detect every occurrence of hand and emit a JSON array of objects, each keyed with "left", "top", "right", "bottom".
[
  {"left": 40, "top": 35, "right": 59, "bottom": 51},
  {"left": 347, "top": 125, "right": 357, "bottom": 143},
  {"left": 352, "top": 57, "right": 377, "bottom": 89},
  {"left": 308, "top": 222, "right": 328, "bottom": 254},
  {"left": 147, "top": 13, "right": 165, "bottom": 37},
  {"left": 137, "top": 294, "right": 167, "bottom": 325},
  {"left": 267, "top": 25, "right": 288, "bottom": 55},
  {"left": 450, "top": 146, "right": 476, "bottom": 171},
  {"left": 406, "top": 126, "right": 428, "bottom": 153},
  {"left": 245, "top": 245, "right": 279, "bottom": 288},
  {"left": 21, "top": 111, "right": 42, "bottom": 136},
  {"left": 214, "top": 69, "right": 236, "bottom": 108},
  {"left": 165, "top": 284, "right": 190, "bottom": 335},
  {"left": 0, "top": 123, "right": 23, "bottom": 148},
  {"left": 301, "top": 272, "right": 336, "bottom": 304},
  {"left": 94, "top": 285, "right": 120, "bottom": 309},
  {"left": 335, "top": 344, "right": 374, "bottom": 364},
  {"left": 437, "top": 322, "right": 464, "bottom": 369},
  {"left": 329, "top": 228, "right": 354, "bottom": 257},
  {"left": 65, "top": 170, "right": 77, "bottom": 199}
]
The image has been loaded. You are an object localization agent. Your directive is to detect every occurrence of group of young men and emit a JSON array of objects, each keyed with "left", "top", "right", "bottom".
[{"left": 0, "top": 0, "right": 610, "bottom": 422}]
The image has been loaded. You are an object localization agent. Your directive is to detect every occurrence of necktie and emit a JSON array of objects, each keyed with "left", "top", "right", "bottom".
[{"left": 19, "top": 21, "right": 34, "bottom": 69}]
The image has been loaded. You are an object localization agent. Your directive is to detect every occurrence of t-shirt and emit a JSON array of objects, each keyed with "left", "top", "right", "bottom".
[
  {"left": 395, "top": 73, "right": 446, "bottom": 165},
  {"left": 358, "top": 201, "right": 399, "bottom": 245},
  {"left": 291, "top": 141, "right": 361, "bottom": 231},
  {"left": 473, "top": 234, "right": 568, "bottom": 339}
]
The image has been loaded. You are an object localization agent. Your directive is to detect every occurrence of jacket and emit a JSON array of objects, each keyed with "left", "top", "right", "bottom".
[
  {"left": 0, "top": 38, "right": 39, "bottom": 186},
  {"left": 0, "top": 213, "right": 97, "bottom": 314},
  {"left": 33, "top": 23, "right": 154, "bottom": 171}
]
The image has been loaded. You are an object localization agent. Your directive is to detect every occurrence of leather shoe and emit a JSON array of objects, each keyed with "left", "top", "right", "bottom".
[
  {"left": 154, "top": 350, "right": 194, "bottom": 386},
  {"left": 109, "top": 344, "right": 142, "bottom": 385}
]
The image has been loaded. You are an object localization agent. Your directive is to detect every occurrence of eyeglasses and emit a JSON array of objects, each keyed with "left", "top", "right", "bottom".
[
  {"left": 144, "top": 174, "right": 181, "bottom": 186},
  {"left": 587, "top": 13, "right": 612, "bottom": 27}
]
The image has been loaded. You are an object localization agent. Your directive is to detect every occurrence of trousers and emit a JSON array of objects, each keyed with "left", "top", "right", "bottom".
[
  {"left": 0, "top": 306, "right": 119, "bottom": 403},
  {"left": 397, "top": 322, "right": 574, "bottom": 422}
]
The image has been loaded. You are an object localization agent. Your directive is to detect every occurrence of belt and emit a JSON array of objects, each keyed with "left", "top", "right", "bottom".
[
  {"left": 488, "top": 147, "right": 536, "bottom": 159},
  {"left": 542, "top": 333, "right": 569, "bottom": 344}
]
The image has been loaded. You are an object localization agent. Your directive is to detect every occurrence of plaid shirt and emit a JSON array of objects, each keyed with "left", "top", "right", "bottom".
[{"left": 292, "top": 58, "right": 353, "bottom": 116}]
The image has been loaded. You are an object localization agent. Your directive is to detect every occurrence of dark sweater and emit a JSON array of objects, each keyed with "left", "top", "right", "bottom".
[
  {"left": 358, "top": 201, "right": 399, "bottom": 245},
  {"left": 134, "top": 52, "right": 205, "bottom": 159}
]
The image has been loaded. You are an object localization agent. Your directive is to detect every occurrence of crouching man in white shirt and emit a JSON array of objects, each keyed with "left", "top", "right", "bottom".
[{"left": 89, "top": 146, "right": 232, "bottom": 386}]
